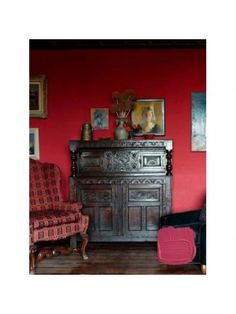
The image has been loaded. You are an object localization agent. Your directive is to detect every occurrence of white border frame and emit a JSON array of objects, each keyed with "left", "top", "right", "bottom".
[
  {"left": 91, "top": 108, "right": 109, "bottom": 129},
  {"left": 29, "top": 128, "right": 40, "bottom": 160}
]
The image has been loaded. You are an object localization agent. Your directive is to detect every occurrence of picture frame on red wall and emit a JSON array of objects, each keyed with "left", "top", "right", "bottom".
[
  {"left": 91, "top": 108, "right": 109, "bottom": 129},
  {"left": 30, "top": 75, "right": 48, "bottom": 118},
  {"left": 29, "top": 128, "right": 40, "bottom": 160},
  {"left": 131, "top": 99, "right": 165, "bottom": 136},
  {"left": 191, "top": 92, "right": 206, "bottom": 151}
]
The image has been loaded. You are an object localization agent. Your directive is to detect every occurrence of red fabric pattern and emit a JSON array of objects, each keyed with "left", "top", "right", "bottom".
[
  {"left": 157, "top": 227, "right": 196, "bottom": 265},
  {"left": 30, "top": 159, "right": 64, "bottom": 211},
  {"left": 29, "top": 159, "right": 89, "bottom": 246},
  {"left": 52, "top": 202, "right": 82, "bottom": 211},
  {"left": 31, "top": 222, "right": 82, "bottom": 244},
  {"left": 30, "top": 209, "right": 82, "bottom": 229}
]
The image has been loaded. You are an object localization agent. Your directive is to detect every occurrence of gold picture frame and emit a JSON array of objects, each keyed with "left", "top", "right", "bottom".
[
  {"left": 30, "top": 75, "right": 48, "bottom": 118},
  {"left": 131, "top": 99, "right": 165, "bottom": 135}
]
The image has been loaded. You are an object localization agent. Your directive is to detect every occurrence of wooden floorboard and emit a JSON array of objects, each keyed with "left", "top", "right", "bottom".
[{"left": 34, "top": 243, "right": 203, "bottom": 275}]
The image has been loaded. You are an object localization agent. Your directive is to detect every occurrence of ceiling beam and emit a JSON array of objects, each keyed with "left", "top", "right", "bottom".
[{"left": 30, "top": 39, "right": 206, "bottom": 50}]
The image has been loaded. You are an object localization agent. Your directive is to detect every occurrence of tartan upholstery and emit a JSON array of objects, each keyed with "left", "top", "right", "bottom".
[
  {"left": 30, "top": 209, "right": 82, "bottom": 229},
  {"left": 30, "top": 159, "right": 63, "bottom": 211},
  {"left": 30, "top": 159, "right": 89, "bottom": 246}
]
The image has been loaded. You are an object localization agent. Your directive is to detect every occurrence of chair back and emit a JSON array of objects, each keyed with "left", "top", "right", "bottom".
[{"left": 30, "top": 159, "right": 63, "bottom": 211}]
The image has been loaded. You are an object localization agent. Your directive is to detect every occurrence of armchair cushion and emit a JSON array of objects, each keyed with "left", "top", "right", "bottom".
[
  {"left": 31, "top": 221, "right": 82, "bottom": 244},
  {"left": 30, "top": 209, "right": 82, "bottom": 229},
  {"left": 158, "top": 227, "right": 197, "bottom": 265}
]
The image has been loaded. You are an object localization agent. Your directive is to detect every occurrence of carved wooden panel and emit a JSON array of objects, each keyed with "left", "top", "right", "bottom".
[
  {"left": 128, "top": 207, "right": 142, "bottom": 231},
  {"left": 81, "top": 190, "right": 112, "bottom": 203},
  {"left": 129, "top": 189, "right": 160, "bottom": 202},
  {"left": 146, "top": 206, "right": 160, "bottom": 231},
  {"left": 98, "top": 207, "right": 113, "bottom": 231},
  {"left": 104, "top": 150, "right": 140, "bottom": 172},
  {"left": 143, "top": 155, "right": 161, "bottom": 166},
  {"left": 79, "top": 151, "right": 104, "bottom": 173}
]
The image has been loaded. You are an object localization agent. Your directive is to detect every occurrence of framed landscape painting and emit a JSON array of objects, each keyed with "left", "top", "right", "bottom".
[
  {"left": 191, "top": 92, "right": 206, "bottom": 151},
  {"left": 30, "top": 75, "right": 48, "bottom": 118},
  {"left": 29, "top": 128, "right": 40, "bottom": 160},
  {"left": 131, "top": 99, "right": 165, "bottom": 135},
  {"left": 91, "top": 108, "right": 109, "bottom": 129}
]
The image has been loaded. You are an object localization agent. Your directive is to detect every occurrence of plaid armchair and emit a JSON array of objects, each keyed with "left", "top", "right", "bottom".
[{"left": 29, "top": 159, "right": 89, "bottom": 272}]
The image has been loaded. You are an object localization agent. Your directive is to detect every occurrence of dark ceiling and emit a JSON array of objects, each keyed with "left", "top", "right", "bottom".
[{"left": 30, "top": 39, "right": 206, "bottom": 50}]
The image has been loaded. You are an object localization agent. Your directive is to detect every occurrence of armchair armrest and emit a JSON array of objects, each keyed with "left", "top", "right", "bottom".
[{"left": 159, "top": 209, "right": 202, "bottom": 228}]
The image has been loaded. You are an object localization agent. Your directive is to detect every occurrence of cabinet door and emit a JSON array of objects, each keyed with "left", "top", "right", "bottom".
[
  {"left": 123, "top": 184, "right": 163, "bottom": 241},
  {"left": 77, "top": 184, "right": 119, "bottom": 241}
]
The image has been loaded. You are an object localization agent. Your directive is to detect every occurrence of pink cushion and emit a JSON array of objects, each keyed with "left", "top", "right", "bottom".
[{"left": 157, "top": 227, "right": 196, "bottom": 265}]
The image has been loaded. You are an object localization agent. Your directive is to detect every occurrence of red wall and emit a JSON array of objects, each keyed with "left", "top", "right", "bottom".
[{"left": 30, "top": 49, "right": 206, "bottom": 212}]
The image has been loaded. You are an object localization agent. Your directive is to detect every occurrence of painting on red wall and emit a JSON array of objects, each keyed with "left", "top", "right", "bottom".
[
  {"left": 191, "top": 92, "right": 206, "bottom": 151},
  {"left": 91, "top": 108, "right": 109, "bottom": 129},
  {"left": 30, "top": 75, "right": 48, "bottom": 118},
  {"left": 131, "top": 99, "right": 165, "bottom": 135},
  {"left": 29, "top": 128, "right": 40, "bottom": 160}
]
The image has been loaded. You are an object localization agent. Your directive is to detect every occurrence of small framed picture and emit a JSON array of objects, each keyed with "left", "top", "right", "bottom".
[
  {"left": 131, "top": 99, "right": 165, "bottom": 135},
  {"left": 91, "top": 108, "right": 109, "bottom": 129},
  {"left": 191, "top": 92, "right": 206, "bottom": 151},
  {"left": 30, "top": 75, "right": 48, "bottom": 118},
  {"left": 29, "top": 128, "right": 40, "bottom": 160}
]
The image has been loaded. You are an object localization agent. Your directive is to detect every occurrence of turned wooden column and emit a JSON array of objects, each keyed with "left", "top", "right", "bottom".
[
  {"left": 166, "top": 149, "right": 173, "bottom": 176},
  {"left": 70, "top": 148, "right": 78, "bottom": 177}
]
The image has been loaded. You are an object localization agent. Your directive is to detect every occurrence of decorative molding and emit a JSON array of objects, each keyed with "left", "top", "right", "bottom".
[{"left": 76, "top": 177, "right": 165, "bottom": 185}]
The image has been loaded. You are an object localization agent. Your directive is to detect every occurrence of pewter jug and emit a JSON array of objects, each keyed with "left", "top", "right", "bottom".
[{"left": 81, "top": 123, "right": 93, "bottom": 141}]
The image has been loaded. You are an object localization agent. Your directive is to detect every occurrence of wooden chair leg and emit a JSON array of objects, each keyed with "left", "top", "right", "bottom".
[
  {"left": 29, "top": 245, "right": 37, "bottom": 274},
  {"left": 70, "top": 235, "right": 78, "bottom": 252},
  {"left": 201, "top": 264, "right": 206, "bottom": 274},
  {"left": 80, "top": 233, "right": 88, "bottom": 260}
]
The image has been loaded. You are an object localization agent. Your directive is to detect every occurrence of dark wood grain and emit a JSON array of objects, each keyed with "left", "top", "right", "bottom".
[{"left": 34, "top": 243, "right": 203, "bottom": 275}]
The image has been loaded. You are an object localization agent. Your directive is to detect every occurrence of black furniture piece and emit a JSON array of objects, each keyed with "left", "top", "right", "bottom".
[
  {"left": 159, "top": 199, "right": 206, "bottom": 272},
  {"left": 69, "top": 139, "right": 173, "bottom": 242}
]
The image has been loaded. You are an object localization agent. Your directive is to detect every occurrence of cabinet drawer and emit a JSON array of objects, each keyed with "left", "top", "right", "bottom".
[
  {"left": 81, "top": 189, "right": 112, "bottom": 203},
  {"left": 78, "top": 149, "right": 166, "bottom": 174},
  {"left": 129, "top": 188, "right": 160, "bottom": 202}
]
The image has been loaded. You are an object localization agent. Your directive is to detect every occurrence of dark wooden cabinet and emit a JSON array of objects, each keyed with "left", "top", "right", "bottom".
[{"left": 69, "top": 140, "right": 173, "bottom": 242}]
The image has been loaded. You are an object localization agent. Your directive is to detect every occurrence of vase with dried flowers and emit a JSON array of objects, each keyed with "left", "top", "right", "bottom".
[{"left": 110, "top": 89, "right": 136, "bottom": 140}]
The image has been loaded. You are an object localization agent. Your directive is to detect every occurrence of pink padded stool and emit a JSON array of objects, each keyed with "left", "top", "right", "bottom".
[{"left": 157, "top": 226, "right": 196, "bottom": 265}]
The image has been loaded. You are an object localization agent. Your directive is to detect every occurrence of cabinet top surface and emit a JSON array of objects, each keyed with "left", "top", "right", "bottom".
[{"left": 69, "top": 139, "right": 173, "bottom": 150}]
